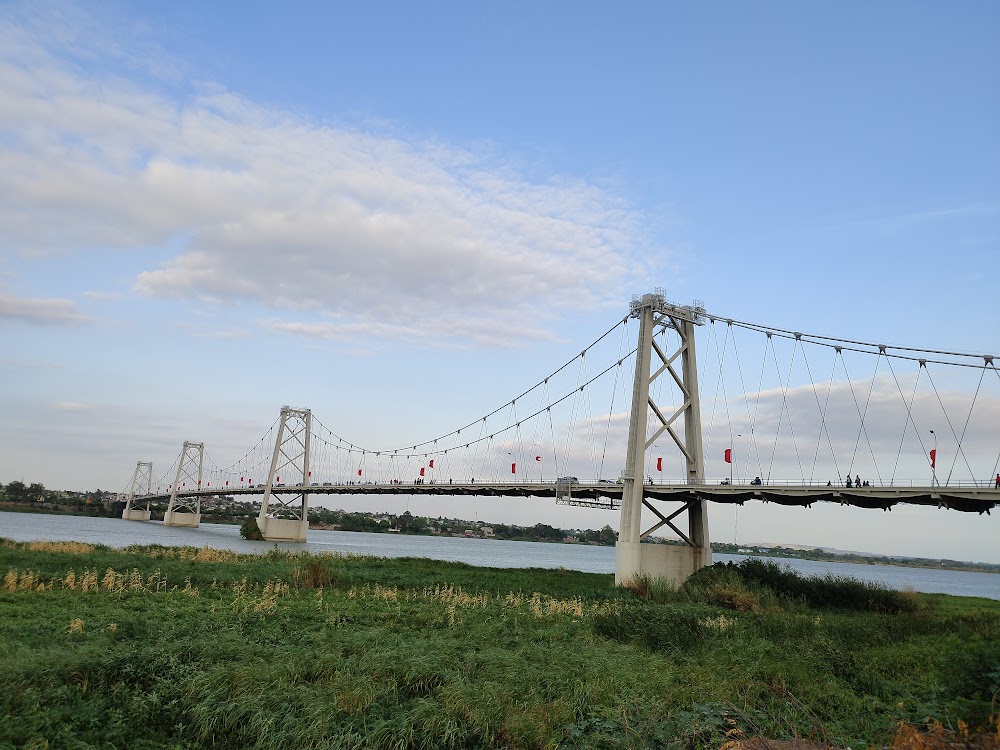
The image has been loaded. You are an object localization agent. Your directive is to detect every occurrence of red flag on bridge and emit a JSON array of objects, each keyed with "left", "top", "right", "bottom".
[
  {"left": 429, "top": 459, "right": 435, "bottom": 469},
  {"left": 724, "top": 448, "right": 732, "bottom": 464},
  {"left": 357, "top": 469, "right": 362, "bottom": 476},
  {"left": 240, "top": 476, "right": 244, "bottom": 482},
  {"left": 929, "top": 449, "right": 936, "bottom": 469},
  {"left": 225, "top": 481, "right": 229, "bottom": 486},
  {"left": 656, "top": 457, "right": 662, "bottom": 472},
  {"left": 511, "top": 462, "right": 517, "bottom": 474},
  {"left": 535, "top": 455, "right": 541, "bottom": 462},
  {"left": 419, "top": 467, "right": 425, "bottom": 476}
]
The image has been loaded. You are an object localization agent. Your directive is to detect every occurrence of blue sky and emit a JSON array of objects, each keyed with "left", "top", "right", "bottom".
[{"left": 1, "top": 1, "right": 998, "bottom": 563}]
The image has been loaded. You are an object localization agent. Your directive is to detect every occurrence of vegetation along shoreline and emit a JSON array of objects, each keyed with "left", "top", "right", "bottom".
[
  {"left": 3, "top": 480, "right": 997, "bottom": 574},
  {"left": 1, "top": 539, "right": 998, "bottom": 748}
]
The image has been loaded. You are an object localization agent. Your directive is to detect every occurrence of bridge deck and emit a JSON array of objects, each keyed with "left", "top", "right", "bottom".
[{"left": 142, "top": 482, "right": 998, "bottom": 514}]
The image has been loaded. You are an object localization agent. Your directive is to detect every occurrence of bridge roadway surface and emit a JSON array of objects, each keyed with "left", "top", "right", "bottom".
[{"left": 144, "top": 482, "right": 998, "bottom": 514}]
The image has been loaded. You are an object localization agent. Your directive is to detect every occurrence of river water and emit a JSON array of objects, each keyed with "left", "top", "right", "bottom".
[{"left": 2, "top": 511, "right": 998, "bottom": 600}]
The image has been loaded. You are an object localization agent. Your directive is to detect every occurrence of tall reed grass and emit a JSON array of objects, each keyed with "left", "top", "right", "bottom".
[{"left": 0, "top": 541, "right": 996, "bottom": 749}]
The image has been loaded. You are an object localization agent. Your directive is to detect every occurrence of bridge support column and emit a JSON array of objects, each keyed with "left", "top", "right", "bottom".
[
  {"left": 121, "top": 461, "right": 153, "bottom": 521},
  {"left": 616, "top": 290, "right": 711, "bottom": 587},
  {"left": 257, "top": 406, "right": 312, "bottom": 542},
  {"left": 164, "top": 442, "right": 204, "bottom": 527}
]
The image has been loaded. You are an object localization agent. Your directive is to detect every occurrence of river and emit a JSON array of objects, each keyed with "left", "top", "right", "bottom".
[{"left": 2, "top": 511, "right": 998, "bottom": 600}]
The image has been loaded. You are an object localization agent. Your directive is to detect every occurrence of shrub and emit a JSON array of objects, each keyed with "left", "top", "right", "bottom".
[
  {"left": 238, "top": 516, "right": 264, "bottom": 541},
  {"left": 592, "top": 603, "right": 730, "bottom": 654},
  {"left": 622, "top": 573, "right": 678, "bottom": 604},
  {"left": 291, "top": 555, "right": 342, "bottom": 588},
  {"left": 714, "top": 558, "right": 919, "bottom": 614}
]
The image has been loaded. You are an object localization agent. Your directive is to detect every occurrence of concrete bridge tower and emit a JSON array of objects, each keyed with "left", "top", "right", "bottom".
[
  {"left": 257, "top": 405, "right": 313, "bottom": 542},
  {"left": 616, "top": 290, "right": 712, "bottom": 585}
]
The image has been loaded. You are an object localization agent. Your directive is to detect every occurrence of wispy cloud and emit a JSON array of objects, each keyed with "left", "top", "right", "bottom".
[
  {"left": 191, "top": 328, "right": 250, "bottom": 340},
  {"left": 819, "top": 202, "right": 1000, "bottom": 235},
  {"left": 0, "top": 8, "right": 652, "bottom": 348},
  {"left": 51, "top": 401, "right": 94, "bottom": 412},
  {"left": 0, "top": 292, "right": 87, "bottom": 325}
]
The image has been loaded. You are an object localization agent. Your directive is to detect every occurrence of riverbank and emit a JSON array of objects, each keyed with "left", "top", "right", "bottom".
[
  {"left": 5, "top": 500, "right": 997, "bottom": 575},
  {"left": 1, "top": 540, "right": 997, "bottom": 749}
]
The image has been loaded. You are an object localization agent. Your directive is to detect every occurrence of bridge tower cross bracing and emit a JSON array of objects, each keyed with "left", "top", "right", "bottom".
[
  {"left": 121, "top": 461, "right": 154, "bottom": 521},
  {"left": 257, "top": 405, "right": 313, "bottom": 542},
  {"left": 616, "top": 290, "right": 712, "bottom": 586},
  {"left": 164, "top": 442, "right": 204, "bottom": 527}
]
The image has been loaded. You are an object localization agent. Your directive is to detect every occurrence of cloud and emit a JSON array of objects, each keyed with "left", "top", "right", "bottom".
[
  {"left": 263, "top": 315, "right": 559, "bottom": 350},
  {"left": 83, "top": 290, "right": 119, "bottom": 301},
  {"left": 0, "top": 10, "right": 651, "bottom": 347},
  {"left": 51, "top": 401, "right": 94, "bottom": 412},
  {"left": 820, "top": 202, "right": 1000, "bottom": 235},
  {"left": 0, "top": 292, "right": 87, "bottom": 325},
  {"left": 193, "top": 328, "right": 249, "bottom": 340},
  {"left": 703, "top": 374, "right": 1000, "bottom": 484}
]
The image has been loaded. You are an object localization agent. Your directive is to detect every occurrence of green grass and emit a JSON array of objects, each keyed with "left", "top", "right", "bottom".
[{"left": 1, "top": 539, "right": 998, "bottom": 749}]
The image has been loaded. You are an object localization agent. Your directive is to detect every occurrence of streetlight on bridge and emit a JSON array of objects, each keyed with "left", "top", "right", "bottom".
[{"left": 736, "top": 434, "right": 742, "bottom": 484}]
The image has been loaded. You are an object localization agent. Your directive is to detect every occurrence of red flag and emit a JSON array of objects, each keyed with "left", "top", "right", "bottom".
[
  {"left": 419, "top": 467, "right": 425, "bottom": 476},
  {"left": 929, "top": 449, "right": 936, "bottom": 468},
  {"left": 308, "top": 471, "right": 311, "bottom": 477},
  {"left": 724, "top": 448, "right": 732, "bottom": 463},
  {"left": 656, "top": 457, "right": 662, "bottom": 472},
  {"left": 535, "top": 455, "right": 541, "bottom": 462},
  {"left": 429, "top": 459, "right": 435, "bottom": 468},
  {"left": 511, "top": 462, "right": 517, "bottom": 474},
  {"left": 240, "top": 476, "right": 244, "bottom": 482},
  {"left": 357, "top": 469, "right": 362, "bottom": 476},
  {"left": 276, "top": 476, "right": 280, "bottom": 483},
  {"left": 225, "top": 481, "right": 229, "bottom": 486}
]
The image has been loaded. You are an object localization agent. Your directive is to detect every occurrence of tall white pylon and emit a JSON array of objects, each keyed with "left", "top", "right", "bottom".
[
  {"left": 121, "top": 461, "right": 154, "bottom": 521},
  {"left": 257, "top": 405, "right": 312, "bottom": 542},
  {"left": 164, "top": 441, "right": 204, "bottom": 527},
  {"left": 616, "top": 290, "right": 712, "bottom": 586}
]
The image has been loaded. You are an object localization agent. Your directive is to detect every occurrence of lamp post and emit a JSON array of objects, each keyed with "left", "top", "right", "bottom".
[
  {"left": 736, "top": 434, "right": 742, "bottom": 484},
  {"left": 930, "top": 430, "right": 937, "bottom": 487}
]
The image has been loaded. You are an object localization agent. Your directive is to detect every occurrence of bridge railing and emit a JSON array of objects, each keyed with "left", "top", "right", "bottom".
[{"left": 128, "top": 476, "right": 998, "bottom": 499}]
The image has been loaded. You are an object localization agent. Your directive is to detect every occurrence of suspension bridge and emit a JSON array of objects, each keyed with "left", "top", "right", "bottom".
[{"left": 119, "top": 291, "right": 1000, "bottom": 584}]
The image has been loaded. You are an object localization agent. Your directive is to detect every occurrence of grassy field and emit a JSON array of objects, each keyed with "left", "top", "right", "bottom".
[{"left": 1, "top": 540, "right": 998, "bottom": 749}]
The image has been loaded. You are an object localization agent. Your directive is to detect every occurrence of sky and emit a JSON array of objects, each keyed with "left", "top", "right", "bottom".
[{"left": 1, "top": 1, "right": 998, "bottom": 563}]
